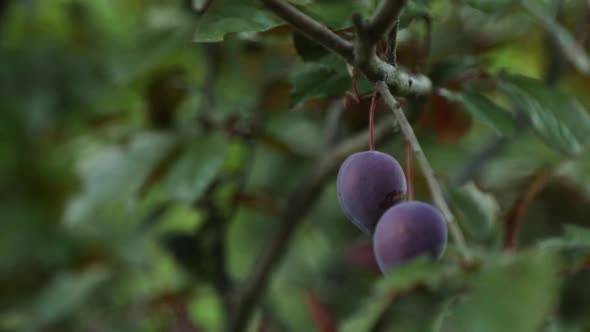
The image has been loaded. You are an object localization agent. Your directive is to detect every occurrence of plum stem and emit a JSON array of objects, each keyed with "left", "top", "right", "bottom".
[
  {"left": 228, "top": 119, "right": 396, "bottom": 332},
  {"left": 406, "top": 139, "right": 413, "bottom": 200},
  {"left": 369, "top": 91, "right": 377, "bottom": 150},
  {"left": 377, "top": 81, "right": 469, "bottom": 257},
  {"left": 504, "top": 168, "right": 552, "bottom": 252}
]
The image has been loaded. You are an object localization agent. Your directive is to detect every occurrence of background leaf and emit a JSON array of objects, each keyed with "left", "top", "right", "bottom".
[
  {"left": 447, "top": 182, "right": 500, "bottom": 242},
  {"left": 165, "top": 132, "right": 228, "bottom": 204},
  {"left": 193, "top": 0, "right": 283, "bottom": 42},
  {"left": 499, "top": 74, "right": 590, "bottom": 156},
  {"left": 540, "top": 224, "right": 590, "bottom": 249},
  {"left": 438, "top": 89, "right": 515, "bottom": 135},
  {"left": 289, "top": 58, "right": 351, "bottom": 108},
  {"left": 521, "top": 0, "right": 590, "bottom": 74},
  {"left": 443, "top": 251, "right": 559, "bottom": 332}
]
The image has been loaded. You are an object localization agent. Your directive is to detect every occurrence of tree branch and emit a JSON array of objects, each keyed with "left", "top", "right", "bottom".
[
  {"left": 228, "top": 119, "right": 397, "bottom": 332},
  {"left": 385, "top": 19, "right": 400, "bottom": 65},
  {"left": 377, "top": 81, "right": 468, "bottom": 256},
  {"left": 259, "top": 0, "right": 432, "bottom": 96},
  {"left": 366, "top": 0, "right": 407, "bottom": 43},
  {"left": 259, "top": 0, "right": 354, "bottom": 62}
]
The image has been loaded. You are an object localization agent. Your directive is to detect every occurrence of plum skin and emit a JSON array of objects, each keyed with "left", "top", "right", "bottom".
[
  {"left": 373, "top": 201, "right": 447, "bottom": 273},
  {"left": 337, "top": 150, "right": 407, "bottom": 234}
]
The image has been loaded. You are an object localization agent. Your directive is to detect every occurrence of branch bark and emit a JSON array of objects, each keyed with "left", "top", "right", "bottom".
[
  {"left": 259, "top": 0, "right": 432, "bottom": 96},
  {"left": 259, "top": 0, "right": 354, "bottom": 61},
  {"left": 228, "top": 120, "right": 397, "bottom": 331},
  {"left": 377, "top": 81, "right": 468, "bottom": 256},
  {"left": 365, "top": 0, "right": 407, "bottom": 43}
]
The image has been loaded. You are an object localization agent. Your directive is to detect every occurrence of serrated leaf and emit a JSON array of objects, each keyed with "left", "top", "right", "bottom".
[
  {"left": 193, "top": 0, "right": 283, "bottom": 42},
  {"left": 165, "top": 132, "right": 227, "bottom": 203},
  {"left": 522, "top": 0, "right": 590, "bottom": 74},
  {"left": 439, "top": 89, "right": 515, "bottom": 135},
  {"left": 289, "top": 60, "right": 350, "bottom": 108},
  {"left": 499, "top": 74, "right": 590, "bottom": 156},
  {"left": 447, "top": 182, "right": 499, "bottom": 241},
  {"left": 443, "top": 251, "right": 559, "bottom": 332},
  {"left": 341, "top": 257, "right": 454, "bottom": 332},
  {"left": 539, "top": 224, "right": 590, "bottom": 249}
]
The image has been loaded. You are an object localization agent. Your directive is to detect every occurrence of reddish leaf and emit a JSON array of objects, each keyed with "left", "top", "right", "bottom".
[
  {"left": 419, "top": 92, "right": 472, "bottom": 143},
  {"left": 304, "top": 289, "right": 338, "bottom": 332},
  {"left": 343, "top": 241, "right": 379, "bottom": 272}
]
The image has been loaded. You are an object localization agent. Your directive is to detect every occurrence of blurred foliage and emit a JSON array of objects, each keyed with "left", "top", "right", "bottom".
[{"left": 2, "top": 0, "right": 590, "bottom": 331}]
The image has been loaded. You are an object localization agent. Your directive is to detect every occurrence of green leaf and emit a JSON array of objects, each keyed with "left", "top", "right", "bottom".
[
  {"left": 289, "top": 58, "right": 350, "bottom": 108},
  {"left": 27, "top": 267, "right": 110, "bottom": 330},
  {"left": 65, "top": 131, "right": 177, "bottom": 227},
  {"left": 447, "top": 182, "right": 499, "bottom": 241},
  {"left": 539, "top": 224, "right": 590, "bottom": 249},
  {"left": 304, "top": 2, "right": 368, "bottom": 29},
  {"left": 400, "top": 1, "right": 431, "bottom": 26},
  {"left": 438, "top": 89, "right": 515, "bottom": 135},
  {"left": 499, "top": 74, "right": 590, "bottom": 156},
  {"left": 462, "top": 0, "right": 520, "bottom": 14},
  {"left": 341, "top": 257, "right": 455, "bottom": 332},
  {"left": 165, "top": 132, "right": 227, "bottom": 203},
  {"left": 522, "top": 0, "right": 590, "bottom": 74},
  {"left": 288, "top": 0, "right": 313, "bottom": 4},
  {"left": 444, "top": 251, "right": 559, "bottom": 332},
  {"left": 193, "top": 0, "right": 283, "bottom": 42}
]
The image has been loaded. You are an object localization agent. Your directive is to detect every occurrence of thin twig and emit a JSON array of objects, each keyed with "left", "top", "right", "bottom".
[
  {"left": 504, "top": 168, "right": 553, "bottom": 252},
  {"left": 377, "top": 81, "right": 468, "bottom": 256},
  {"left": 259, "top": 0, "right": 354, "bottom": 61},
  {"left": 385, "top": 20, "right": 399, "bottom": 65},
  {"left": 228, "top": 120, "right": 397, "bottom": 332},
  {"left": 352, "top": 13, "right": 431, "bottom": 95},
  {"left": 369, "top": 92, "right": 378, "bottom": 150},
  {"left": 366, "top": 0, "right": 408, "bottom": 42},
  {"left": 260, "top": 0, "right": 432, "bottom": 96},
  {"left": 416, "top": 14, "right": 432, "bottom": 70}
]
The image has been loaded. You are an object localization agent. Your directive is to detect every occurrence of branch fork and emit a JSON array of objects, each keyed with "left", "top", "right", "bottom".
[{"left": 259, "top": 0, "right": 432, "bottom": 96}]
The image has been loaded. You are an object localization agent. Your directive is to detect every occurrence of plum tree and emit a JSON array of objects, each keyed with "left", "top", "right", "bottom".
[
  {"left": 373, "top": 201, "right": 447, "bottom": 273},
  {"left": 337, "top": 150, "right": 407, "bottom": 234}
]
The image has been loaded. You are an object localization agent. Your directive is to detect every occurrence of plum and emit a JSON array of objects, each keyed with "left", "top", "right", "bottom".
[
  {"left": 373, "top": 201, "right": 447, "bottom": 273},
  {"left": 337, "top": 151, "right": 407, "bottom": 234}
]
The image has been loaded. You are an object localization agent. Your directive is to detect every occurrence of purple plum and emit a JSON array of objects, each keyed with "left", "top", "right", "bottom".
[
  {"left": 337, "top": 151, "right": 407, "bottom": 234},
  {"left": 373, "top": 201, "right": 447, "bottom": 273}
]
